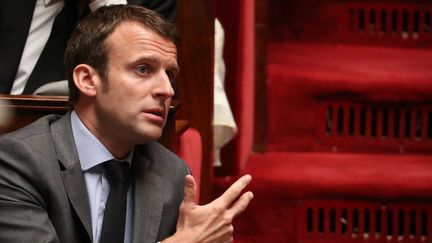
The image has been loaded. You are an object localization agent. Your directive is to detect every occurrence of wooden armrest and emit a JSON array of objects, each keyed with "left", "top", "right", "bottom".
[
  {"left": 0, "top": 95, "right": 69, "bottom": 134},
  {"left": 175, "top": 120, "right": 190, "bottom": 136},
  {"left": 0, "top": 94, "right": 69, "bottom": 111}
]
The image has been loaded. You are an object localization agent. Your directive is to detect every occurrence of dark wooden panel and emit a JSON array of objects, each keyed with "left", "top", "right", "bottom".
[
  {"left": 176, "top": 0, "right": 214, "bottom": 203},
  {"left": 254, "top": 0, "right": 269, "bottom": 152}
]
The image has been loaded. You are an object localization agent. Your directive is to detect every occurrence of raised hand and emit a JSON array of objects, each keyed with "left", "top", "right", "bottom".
[{"left": 163, "top": 174, "right": 253, "bottom": 243}]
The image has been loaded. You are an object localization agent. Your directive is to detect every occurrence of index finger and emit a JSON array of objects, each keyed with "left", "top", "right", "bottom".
[{"left": 214, "top": 174, "right": 252, "bottom": 207}]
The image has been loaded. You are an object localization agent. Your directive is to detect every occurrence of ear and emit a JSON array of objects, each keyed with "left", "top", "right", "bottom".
[{"left": 73, "top": 64, "right": 101, "bottom": 98}]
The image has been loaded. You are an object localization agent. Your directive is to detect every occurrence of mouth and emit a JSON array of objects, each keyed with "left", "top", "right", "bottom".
[
  {"left": 142, "top": 108, "right": 166, "bottom": 123},
  {"left": 147, "top": 109, "right": 164, "bottom": 117}
]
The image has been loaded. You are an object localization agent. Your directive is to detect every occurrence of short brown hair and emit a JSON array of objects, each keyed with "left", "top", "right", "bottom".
[{"left": 64, "top": 4, "right": 178, "bottom": 104}]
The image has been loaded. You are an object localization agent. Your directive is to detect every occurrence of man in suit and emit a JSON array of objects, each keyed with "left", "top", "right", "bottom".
[
  {"left": 0, "top": 0, "right": 177, "bottom": 94},
  {"left": 0, "top": 5, "right": 253, "bottom": 243}
]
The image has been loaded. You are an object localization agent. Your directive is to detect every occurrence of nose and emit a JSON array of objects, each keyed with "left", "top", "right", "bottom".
[{"left": 153, "top": 71, "right": 175, "bottom": 99}]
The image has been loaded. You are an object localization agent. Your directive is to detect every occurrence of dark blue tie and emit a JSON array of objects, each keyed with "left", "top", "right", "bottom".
[{"left": 100, "top": 159, "right": 130, "bottom": 243}]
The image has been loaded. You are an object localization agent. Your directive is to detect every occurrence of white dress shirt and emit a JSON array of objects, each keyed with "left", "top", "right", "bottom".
[
  {"left": 11, "top": 0, "right": 126, "bottom": 94},
  {"left": 71, "top": 111, "right": 134, "bottom": 243}
]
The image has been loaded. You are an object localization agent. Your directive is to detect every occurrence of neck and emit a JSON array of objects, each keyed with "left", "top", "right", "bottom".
[{"left": 74, "top": 105, "right": 133, "bottom": 159}]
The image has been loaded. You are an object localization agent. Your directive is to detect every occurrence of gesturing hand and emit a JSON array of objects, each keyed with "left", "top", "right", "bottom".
[{"left": 163, "top": 174, "right": 253, "bottom": 243}]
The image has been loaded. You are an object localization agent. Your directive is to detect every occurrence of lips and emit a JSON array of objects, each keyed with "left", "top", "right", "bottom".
[
  {"left": 142, "top": 108, "right": 166, "bottom": 123},
  {"left": 145, "top": 108, "right": 164, "bottom": 117}
]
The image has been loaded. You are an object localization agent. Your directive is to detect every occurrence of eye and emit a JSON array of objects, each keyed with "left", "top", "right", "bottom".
[{"left": 135, "top": 65, "right": 149, "bottom": 74}]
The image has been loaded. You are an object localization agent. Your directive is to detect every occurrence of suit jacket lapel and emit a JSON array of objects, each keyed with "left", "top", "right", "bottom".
[
  {"left": 51, "top": 112, "right": 93, "bottom": 240},
  {"left": 132, "top": 148, "right": 165, "bottom": 243}
]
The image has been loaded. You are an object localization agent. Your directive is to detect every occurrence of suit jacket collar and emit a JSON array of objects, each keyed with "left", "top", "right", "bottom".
[{"left": 51, "top": 112, "right": 93, "bottom": 241}]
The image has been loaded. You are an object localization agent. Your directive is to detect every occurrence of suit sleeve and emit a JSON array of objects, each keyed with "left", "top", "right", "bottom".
[
  {"left": 128, "top": 0, "right": 177, "bottom": 22},
  {"left": 0, "top": 137, "right": 59, "bottom": 242}
]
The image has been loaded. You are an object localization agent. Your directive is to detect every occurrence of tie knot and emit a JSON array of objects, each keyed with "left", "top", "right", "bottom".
[{"left": 104, "top": 160, "right": 130, "bottom": 184}]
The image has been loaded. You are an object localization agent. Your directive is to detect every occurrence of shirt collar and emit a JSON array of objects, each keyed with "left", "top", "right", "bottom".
[{"left": 71, "top": 111, "right": 133, "bottom": 171}]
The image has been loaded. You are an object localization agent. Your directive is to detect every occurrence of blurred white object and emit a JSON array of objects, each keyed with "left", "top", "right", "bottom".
[
  {"left": 213, "top": 18, "right": 238, "bottom": 166},
  {"left": 33, "top": 80, "right": 69, "bottom": 96}
]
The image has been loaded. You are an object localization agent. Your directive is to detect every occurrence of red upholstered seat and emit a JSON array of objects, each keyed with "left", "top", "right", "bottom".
[
  {"left": 245, "top": 152, "right": 432, "bottom": 200},
  {"left": 268, "top": 42, "right": 432, "bottom": 91},
  {"left": 232, "top": 0, "right": 432, "bottom": 241},
  {"left": 178, "top": 128, "right": 202, "bottom": 203},
  {"left": 258, "top": 41, "right": 432, "bottom": 243},
  {"left": 267, "top": 42, "right": 432, "bottom": 152}
]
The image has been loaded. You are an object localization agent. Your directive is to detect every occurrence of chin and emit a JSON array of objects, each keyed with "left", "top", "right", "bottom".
[{"left": 142, "top": 130, "right": 163, "bottom": 142}]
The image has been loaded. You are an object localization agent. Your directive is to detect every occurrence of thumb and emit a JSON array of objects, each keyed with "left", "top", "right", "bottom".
[{"left": 182, "top": 175, "right": 197, "bottom": 206}]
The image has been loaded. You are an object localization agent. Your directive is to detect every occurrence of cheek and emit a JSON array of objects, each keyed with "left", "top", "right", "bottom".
[{"left": 165, "top": 98, "right": 172, "bottom": 110}]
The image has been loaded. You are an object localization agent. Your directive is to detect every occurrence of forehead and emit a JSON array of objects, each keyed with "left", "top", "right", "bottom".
[{"left": 105, "top": 21, "right": 177, "bottom": 60}]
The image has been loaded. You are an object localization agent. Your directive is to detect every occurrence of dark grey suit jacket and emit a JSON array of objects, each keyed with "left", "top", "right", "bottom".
[{"left": 0, "top": 112, "right": 189, "bottom": 242}]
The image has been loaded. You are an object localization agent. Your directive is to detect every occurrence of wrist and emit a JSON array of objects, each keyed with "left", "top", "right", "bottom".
[
  {"left": 161, "top": 234, "right": 179, "bottom": 243},
  {"left": 162, "top": 232, "right": 196, "bottom": 243}
]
